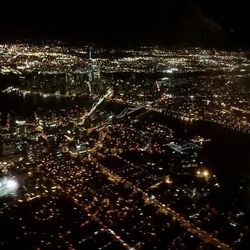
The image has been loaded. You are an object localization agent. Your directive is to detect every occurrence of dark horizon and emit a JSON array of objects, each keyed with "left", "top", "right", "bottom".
[{"left": 1, "top": 0, "right": 250, "bottom": 48}]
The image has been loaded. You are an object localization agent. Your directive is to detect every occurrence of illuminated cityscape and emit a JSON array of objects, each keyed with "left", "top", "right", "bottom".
[{"left": 0, "top": 43, "right": 249, "bottom": 249}]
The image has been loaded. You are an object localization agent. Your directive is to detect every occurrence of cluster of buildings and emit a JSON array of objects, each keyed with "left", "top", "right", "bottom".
[
  {"left": 1, "top": 44, "right": 249, "bottom": 133},
  {"left": 0, "top": 44, "right": 249, "bottom": 249}
]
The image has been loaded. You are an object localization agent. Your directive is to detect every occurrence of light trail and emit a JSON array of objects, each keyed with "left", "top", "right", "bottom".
[
  {"left": 80, "top": 88, "right": 113, "bottom": 125},
  {"left": 156, "top": 81, "right": 161, "bottom": 92},
  {"left": 117, "top": 107, "right": 129, "bottom": 119},
  {"left": 231, "top": 106, "right": 250, "bottom": 114},
  {"left": 116, "top": 105, "right": 144, "bottom": 119},
  {"left": 87, "top": 82, "right": 92, "bottom": 93}
]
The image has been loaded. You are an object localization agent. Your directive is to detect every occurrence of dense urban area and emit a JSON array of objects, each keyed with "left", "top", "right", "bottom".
[{"left": 0, "top": 43, "right": 249, "bottom": 249}]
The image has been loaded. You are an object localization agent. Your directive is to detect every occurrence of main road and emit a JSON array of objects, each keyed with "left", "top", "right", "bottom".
[{"left": 96, "top": 161, "right": 232, "bottom": 250}]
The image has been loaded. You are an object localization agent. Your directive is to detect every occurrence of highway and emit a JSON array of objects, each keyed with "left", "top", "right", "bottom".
[{"left": 97, "top": 163, "right": 232, "bottom": 250}]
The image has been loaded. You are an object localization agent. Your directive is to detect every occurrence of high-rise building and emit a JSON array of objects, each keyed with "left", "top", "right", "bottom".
[
  {"left": 87, "top": 47, "right": 94, "bottom": 82},
  {"left": 88, "top": 47, "right": 93, "bottom": 60}
]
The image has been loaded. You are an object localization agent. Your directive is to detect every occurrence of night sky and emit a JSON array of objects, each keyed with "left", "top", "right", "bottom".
[{"left": 1, "top": 0, "right": 250, "bottom": 47}]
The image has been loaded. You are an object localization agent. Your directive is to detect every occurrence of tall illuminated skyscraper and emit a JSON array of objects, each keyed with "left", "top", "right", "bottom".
[
  {"left": 88, "top": 47, "right": 93, "bottom": 60},
  {"left": 87, "top": 47, "right": 94, "bottom": 82}
]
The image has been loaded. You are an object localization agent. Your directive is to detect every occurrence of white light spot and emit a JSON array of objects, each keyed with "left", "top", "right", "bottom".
[{"left": 0, "top": 178, "right": 19, "bottom": 197}]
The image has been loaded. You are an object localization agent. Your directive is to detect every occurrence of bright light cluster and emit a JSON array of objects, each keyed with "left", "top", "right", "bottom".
[{"left": 0, "top": 178, "right": 19, "bottom": 197}]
